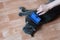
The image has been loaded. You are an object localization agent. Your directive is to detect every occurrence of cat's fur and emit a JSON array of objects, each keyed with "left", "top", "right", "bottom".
[{"left": 19, "top": 5, "right": 60, "bottom": 37}]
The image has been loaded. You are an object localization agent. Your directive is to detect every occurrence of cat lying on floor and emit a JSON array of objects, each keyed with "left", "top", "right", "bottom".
[{"left": 19, "top": 5, "right": 60, "bottom": 37}]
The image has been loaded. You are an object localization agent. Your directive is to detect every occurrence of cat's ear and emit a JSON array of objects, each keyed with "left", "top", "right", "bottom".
[
  {"left": 19, "top": 12, "right": 24, "bottom": 16},
  {"left": 19, "top": 7, "right": 26, "bottom": 12},
  {"left": 19, "top": 7, "right": 28, "bottom": 16}
]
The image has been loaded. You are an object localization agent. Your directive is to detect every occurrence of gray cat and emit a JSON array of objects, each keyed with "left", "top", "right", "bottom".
[{"left": 19, "top": 5, "right": 60, "bottom": 37}]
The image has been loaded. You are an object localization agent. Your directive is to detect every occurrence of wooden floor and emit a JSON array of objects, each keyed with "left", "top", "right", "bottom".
[{"left": 0, "top": 0, "right": 60, "bottom": 40}]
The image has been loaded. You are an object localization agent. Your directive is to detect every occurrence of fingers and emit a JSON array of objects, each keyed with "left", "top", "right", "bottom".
[
  {"left": 37, "top": 5, "right": 43, "bottom": 11},
  {"left": 37, "top": 4, "right": 49, "bottom": 15},
  {"left": 37, "top": 10, "right": 43, "bottom": 14},
  {"left": 38, "top": 11, "right": 46, "bottom": 15},
  {"left": 37, "top": 5, "right": 43, "bottom": 13}
]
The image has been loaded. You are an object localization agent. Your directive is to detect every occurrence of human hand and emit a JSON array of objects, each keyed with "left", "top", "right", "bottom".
[
  {"left": 37, "top": 4, "right": 50, "bottom": 15},
  {"left": 37, "top": 0, "right": 60, "bottom": 16}
]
